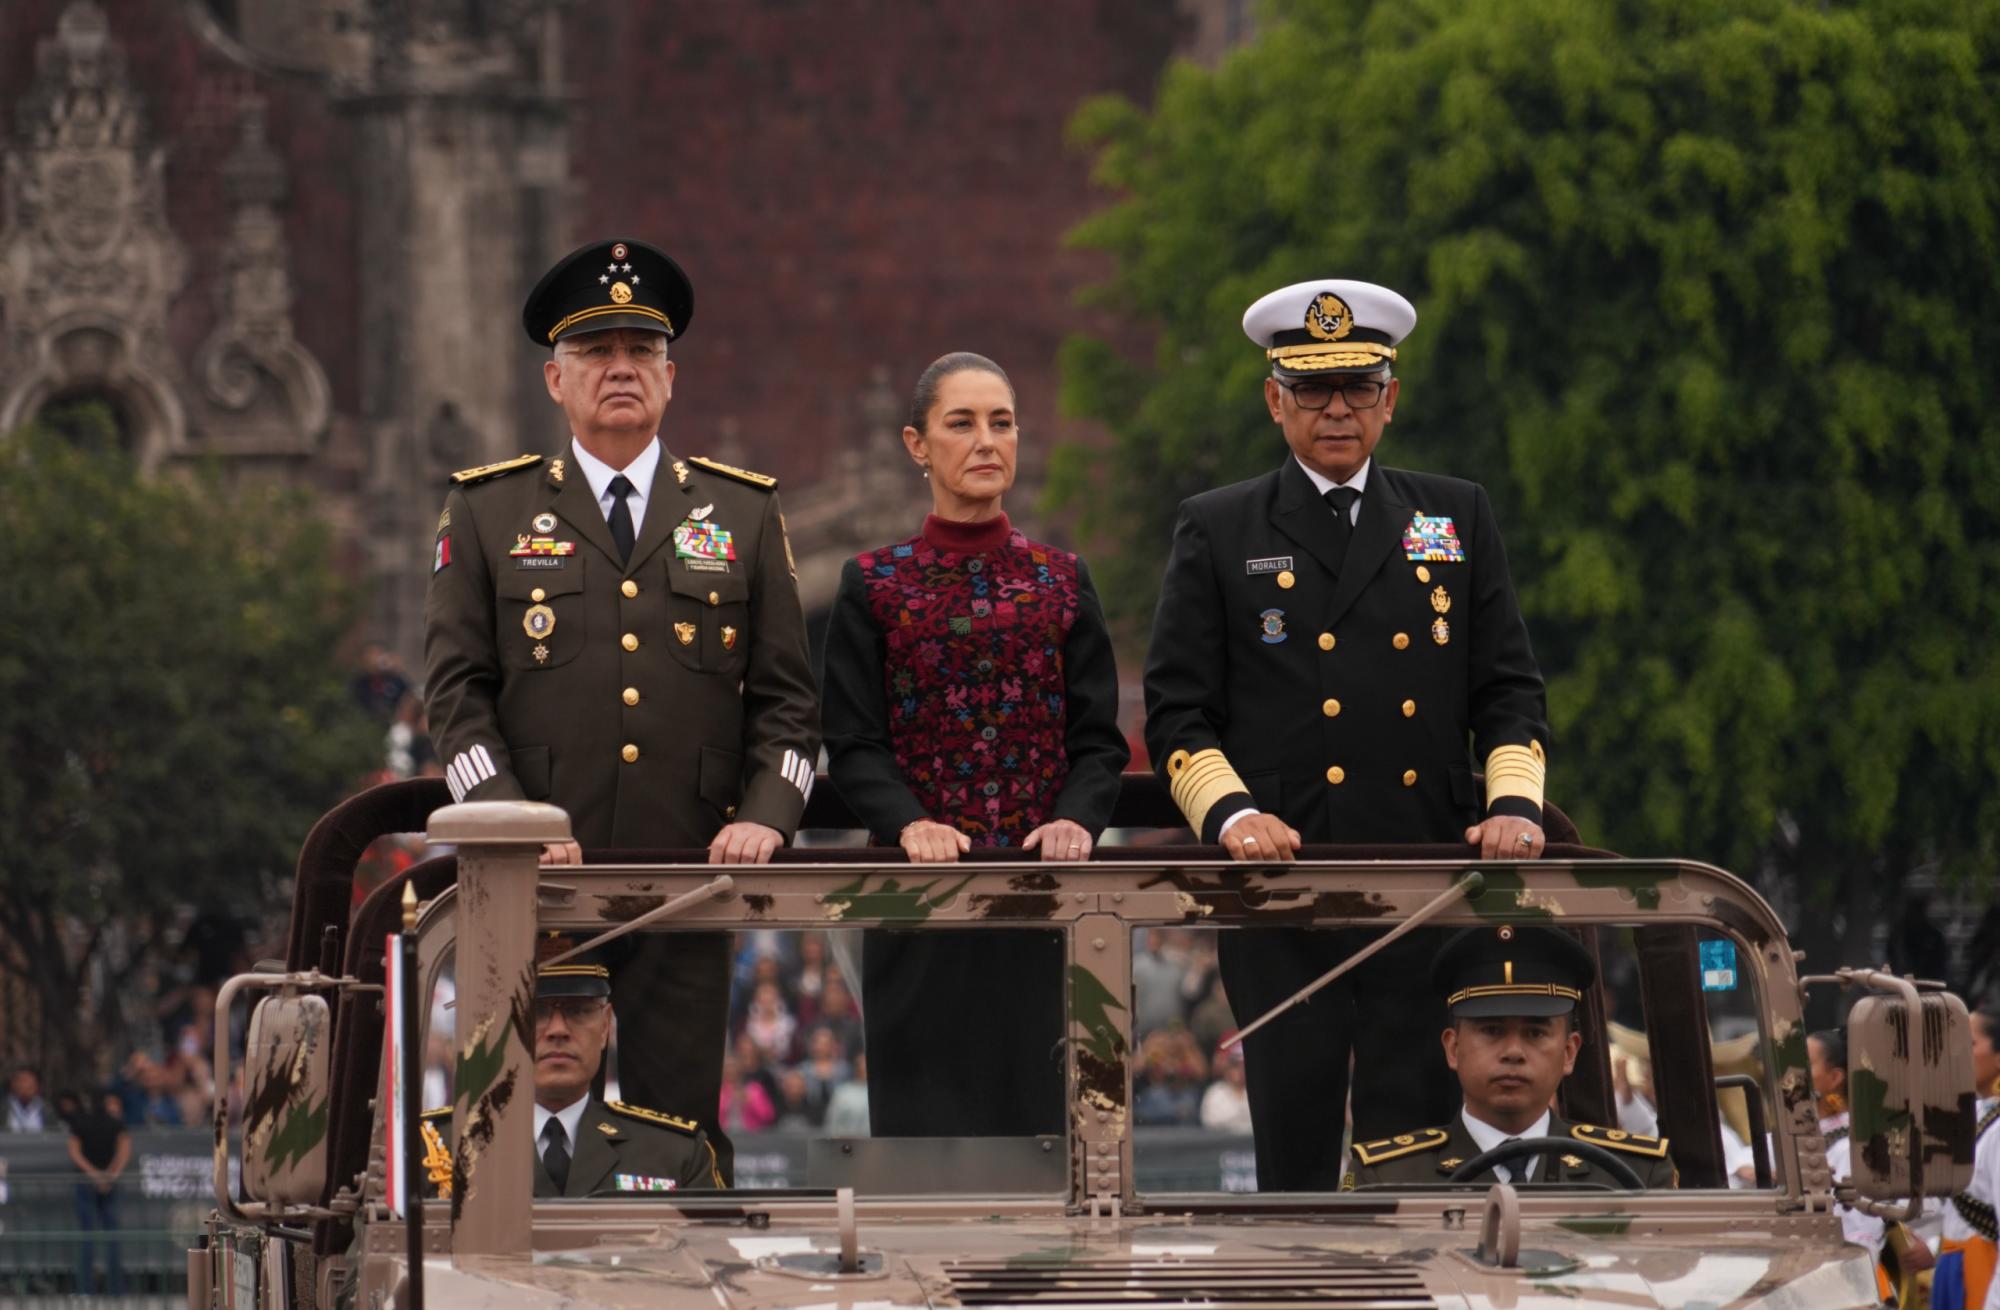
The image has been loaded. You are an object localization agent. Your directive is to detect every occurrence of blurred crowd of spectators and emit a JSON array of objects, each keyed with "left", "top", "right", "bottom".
[
  {"left": 1132, "top": 929, "right": 1249, "bottom": 1131},
  {"left": 718, "top": 931, "right": 871, "bottom": 1135}
]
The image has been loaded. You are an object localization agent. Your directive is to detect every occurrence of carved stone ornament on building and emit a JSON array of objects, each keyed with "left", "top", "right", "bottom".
[
  {"left": 0, "top": 0, "right": 189, "bottom": 463},
  {"left": 190, "top": 97, "right": 332, "bottom": 450}
]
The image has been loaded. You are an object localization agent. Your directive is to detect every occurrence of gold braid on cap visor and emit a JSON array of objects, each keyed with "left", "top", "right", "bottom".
[
  {"left": 1267, "top": 342, "right": 1396, "bottom": 369},
  {"left": 1166, "top": 748, "right": 1250, "bottom": 837},
  {"left": 1483, "top": 743, "right": 1546, "bottom": 808},
  {"left": 1447, "top": 983, "right": 1583, "bottom": 1007},
  {"left": 538, "top": 964, "right": 610, "bottom": 980},
  {"left": 547, "top": 303, "right": 674, "bottom": 342}
]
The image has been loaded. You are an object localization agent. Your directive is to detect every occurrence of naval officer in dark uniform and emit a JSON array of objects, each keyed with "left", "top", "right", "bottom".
[
  {"left": 424, "top": 240, "right": 820, "bottom": 1178},
  {"left": 1346, "top": 926, "right": 1674, "bottom": 1190},
  {"left": 1143, "top": 279, "right": 1550, "bottom": 1190},
  {"left": 420, "top": 953, "right": 726, "bottom": 1198}
]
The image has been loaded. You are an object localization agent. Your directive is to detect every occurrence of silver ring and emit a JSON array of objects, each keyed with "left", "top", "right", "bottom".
[
  {"left": 1068, "top": 843, "right": 1080, "bottom": 852},
  {"left": 1243, "top": 837, "right": 1258, "bottom": 845},
  {"left": 1517, "top": 834, "right": 1534, "bottom": 846}
]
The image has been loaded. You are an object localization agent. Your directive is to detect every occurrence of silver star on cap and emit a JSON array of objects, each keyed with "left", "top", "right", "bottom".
[
  {"left": 621, "top": 263, "right": 632, "bottom": 273},
  {"left": 630, "top": 274, "right": 641, "bottom": 284},
  {"left": 599, "top": 273, "right": 610, "bottom": 283},
  {"left": 606, "top": 263, "right": 618, "bottom": 272}
]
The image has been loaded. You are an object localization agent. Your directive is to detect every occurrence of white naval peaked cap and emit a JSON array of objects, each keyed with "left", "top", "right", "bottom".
[{"left": 1242, "top": 279, "right": 1417, "bottom": 376}]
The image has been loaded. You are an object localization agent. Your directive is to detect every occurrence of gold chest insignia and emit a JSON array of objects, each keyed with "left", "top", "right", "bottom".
[
  {"left": 1431, "top": 617, "right": 1450, "bottom": 646},
  {"left": 1430, "top": 585, "right": 1451, "bottom": 614},
  {"left": 675, "top": 621, "right": 696, "bottom": 646},
  {"left": 524, "top": 604, "right": 556, "bottom": 640},
  {"left": 721, "top": 625, "right": 738, "bottom": 650}
]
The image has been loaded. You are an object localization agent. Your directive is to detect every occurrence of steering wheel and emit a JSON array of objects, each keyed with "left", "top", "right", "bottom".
[{"left": 1446, "top": 1136, "right": 1646, "bottom": 1190}]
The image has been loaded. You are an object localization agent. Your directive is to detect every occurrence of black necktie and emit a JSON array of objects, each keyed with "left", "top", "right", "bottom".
[
  {"left": 1497, "top": 1136, "right": 1536, "bottom": 1182},
  {"left": 540, "top": 1117, "right": 571, "bottom": 1193},
  {"left": 1323, "top": 486, "right": 1359, "bottom": 571},
  {"left": 607, "top": 473, "right": 637, "bottom": 564}
]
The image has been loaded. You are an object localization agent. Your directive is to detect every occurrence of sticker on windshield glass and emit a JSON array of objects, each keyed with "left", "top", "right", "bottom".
[{"left": 1699, "top": 939, "right": 1737, "bottom": 991}]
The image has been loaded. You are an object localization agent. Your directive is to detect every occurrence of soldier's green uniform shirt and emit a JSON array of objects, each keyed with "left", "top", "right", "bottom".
[
  {"left": 420, "top": 1098, "right": 724, "bottom": 1198},
  {"left": 425, "top": 447, "right": 819, "bottom": 845},
  {"left": 1345, "top": 1114, "right": 1677, "bottom": 1190}
]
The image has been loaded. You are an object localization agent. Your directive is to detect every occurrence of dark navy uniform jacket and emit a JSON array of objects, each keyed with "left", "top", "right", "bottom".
[{"left": 1145, "top": 456, "right": 1547, "bottom": 843}]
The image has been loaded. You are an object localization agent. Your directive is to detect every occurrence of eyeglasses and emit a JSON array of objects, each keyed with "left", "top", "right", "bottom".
[
  {"left": 534, "top": 997, "right": 609, "bottom": 1028},
  {"left": 1277, "top": 377, "right": 1388, "bottom": 411}
]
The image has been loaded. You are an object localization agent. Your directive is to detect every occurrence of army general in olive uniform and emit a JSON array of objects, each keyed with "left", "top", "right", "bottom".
[
  {"left": 1143, "top": 280, "right": 1550, "bottom": 1191},
  {"left": 421, "top": 955, "right": 724, "bottom": 1198},
  {"left": 1346, "top": 926, "right": 1675, "bottom": 1190},
  {"left": 424, "top": 240, "right": 820, "bottom": 1173}
]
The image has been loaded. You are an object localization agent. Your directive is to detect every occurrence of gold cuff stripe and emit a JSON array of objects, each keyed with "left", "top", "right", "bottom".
[
  {"left": 539, "top": 964, "right": 610, "bottom": 978},
  {"left": 1484, "top": 744, "right": 1545, "bottom": 807},
  {"left": 1447, "top": 983, "right": 1582, "bottom": 1005},
  {"left": 1268, "top": 342, "right": 1395, "bottom": 361},
  {"left": 547, "top": 303, "right": 674, "bottom": 342},
  {"left": 1167, "top": 748, "right": 1250, "bottom": 836}
]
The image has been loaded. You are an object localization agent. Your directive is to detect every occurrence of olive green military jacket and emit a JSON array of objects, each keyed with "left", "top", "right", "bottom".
[
  {"left": 424, "top": 447, "right": 820, "bottom": 848},
  {"left": 1345, "top": 1114, "right": 1677, "bottom": 1190},
  {"left": 420, "top": 1097, "right": 724, "bottom": 1198}
]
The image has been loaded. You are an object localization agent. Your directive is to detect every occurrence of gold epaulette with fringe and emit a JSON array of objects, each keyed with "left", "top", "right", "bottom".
[
  {"left": 1351, "top": 1127, "right": 1449, "bottom": 1165},
  {"left": 450, "top": 454, "right": 543, "bottom": 485},
  {"left": 606, "top": 1100, "right": 701, "bottom": 1135},
  {"left": 689, "top": 456, "right": 777, "bottom": 489},
  {"left": 1570, "top": 1123, "right": 1670, "bottom": 1157}
]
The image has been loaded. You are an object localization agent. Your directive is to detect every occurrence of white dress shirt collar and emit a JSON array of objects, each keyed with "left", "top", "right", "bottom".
[
  {"left": 1292, "top": 454, "right": 1371, "bottom": 521},
  {"left": 533, "top": 1092, "right": 590, "bottom": 1156},
  {"left": 1462, "top": 1106, "right": 1552, "bottom": 1182},
  {"left": 570, "top": 436, "right": 661, "bottom": 537}
]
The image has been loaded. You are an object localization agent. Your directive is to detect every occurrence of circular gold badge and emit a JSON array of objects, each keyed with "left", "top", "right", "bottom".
[
  {"left": 609, "top": 281, "right": 633, "bottom": 305},
  {"left": 1305, "top": 291, "right": 1353, "bottom": 342},
  {"left": 523, "top": 603, "right": 556, "bottom": 639}
]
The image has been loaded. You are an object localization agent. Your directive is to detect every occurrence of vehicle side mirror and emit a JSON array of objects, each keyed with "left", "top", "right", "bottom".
[
  {"left": 1846, "top": 989, "right": 1975, "bottom": 1200},
  {"left": 240, "top": 993, "right": 332, "bottom": 1206}
]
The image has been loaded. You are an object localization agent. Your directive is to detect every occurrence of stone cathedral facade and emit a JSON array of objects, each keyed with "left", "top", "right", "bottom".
[{"left": 0, "top": 0, "right": 1243, "bottom": 660}]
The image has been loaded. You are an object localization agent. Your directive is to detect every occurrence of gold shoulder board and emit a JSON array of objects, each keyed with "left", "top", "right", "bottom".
[
  {"left": 689, "top": 456, "right": 778, "bottom": 489},
  {"left": 607, "top": 1100, "right": 701, "bottom": 1134},
  {"left": 420, "top": 1106, "right": 453, "bottom": 1120},
  {"left": 1351, "top": 1127, "right": 1449, "bottom": 1165},
  {"left": 450, "top": 453, "right": 543, "bottom": 485},
  {"left": 1570, "top": 1123, "right": 1670, "bottom": 1158}
]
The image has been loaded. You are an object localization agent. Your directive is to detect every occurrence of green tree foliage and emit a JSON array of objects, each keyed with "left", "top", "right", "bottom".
[
  {"left": 1057, "top": 0, "right": 2000, "bottom": 908},
  {"left": 0, "top": 406, "right": 379, "bottom": 1076}
]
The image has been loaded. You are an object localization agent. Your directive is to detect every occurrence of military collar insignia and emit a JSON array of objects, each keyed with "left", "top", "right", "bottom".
[
  {"left": 672, "top": 459, "right": 690, "bottom": 486},
  {"left": 549, "top": 458, "right": 566, "bottom": 486},
  {"left": 1305, "top": 290, "right": 1354, "bottom": 342},
  {"left": 596, "top": 1120, "right": 619, "bottom": 1136},
  {"left": 1439, "top": 1157, "right": 1463, "bottom": 1171},
  {"left": 1560, "top": 1154, "right": 1584, "bottom": 1170},
  {"left": 1402, "top": 513, "right": 1465, "bottom": 562}
]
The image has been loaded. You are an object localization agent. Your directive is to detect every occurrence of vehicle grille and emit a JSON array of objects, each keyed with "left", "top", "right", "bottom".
[{"left": 942, "top": 1256, "right": 1437, "bottom": 1308}]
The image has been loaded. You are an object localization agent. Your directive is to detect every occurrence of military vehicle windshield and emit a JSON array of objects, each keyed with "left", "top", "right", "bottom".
[{"left": 1130, "top": 922, "right": 1779, "bottom": 1195}]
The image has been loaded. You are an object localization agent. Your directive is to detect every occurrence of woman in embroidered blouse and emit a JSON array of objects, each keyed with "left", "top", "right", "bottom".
[{"left": 820, "top": 352, "right": 1128, "bottom": 1135}]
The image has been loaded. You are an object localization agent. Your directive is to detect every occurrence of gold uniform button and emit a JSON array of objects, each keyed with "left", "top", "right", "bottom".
[
  {"left": 621, "top": 744, "right": 640, "bottom": 764},
  {"left": 1276, "top": 570, "right": 1295, "bottom": 590},
  {"left": 622, "top": 687, "right": 640, "bottom": 706},
  {"left": 530, "top": 587, "right": 546, "bottom": 603},
  {"left": 1392, "top": 632, "right": 1411, "bottom": 650},
  {"left": 1326, "top": 766, "right": 1345, "bottom": 785},
  {"left": 621, "top": 633, "right": 639, "bottom": 652},
  {"left": 1402, "top": 699, "right": 1416, "bottom": 718},
  {"left": 1322, "top": 699, "right": 1341, "bottom": 718},
  {"left": 621, "top": 579, "right": 639, "bottom": 599},
  {"left": 1318, "top": 632, "right": 1335, "bottom": 652},
  {"left": 707, "top": 590, "right": 720, "bottom": 606},
  {"left": 724, "top": 805, "right": 737, "bottom": 819},
  {"left": 1403, "top": 769, "right": 1418, "bottom": 787},
  {"left": 1416, "top": 566, "right": 1432, "bottom": 583}
]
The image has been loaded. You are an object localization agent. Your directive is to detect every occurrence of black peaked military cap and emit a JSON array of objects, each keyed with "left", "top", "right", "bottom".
[
  {"left": 1432, "top": 925, "right": 1596, "bottom": 1020},
  {"left": 535, "top": 934, "right": 611, "bottom": 1000},
  {"left": 522, "top": 238, "right": 694, "bottom": 348}
]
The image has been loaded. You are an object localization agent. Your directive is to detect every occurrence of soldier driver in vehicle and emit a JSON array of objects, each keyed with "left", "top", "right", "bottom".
[
  {"left": 423, "top": 952, "right": 725, "bottom": 1198},
  {"left": 1346, "top": 925, "right": 1677, "bottom": 1190}
]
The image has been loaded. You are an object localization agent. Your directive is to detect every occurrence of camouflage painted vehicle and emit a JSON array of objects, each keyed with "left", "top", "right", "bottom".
[{"left": 195, "top": 784, "right": 1975, "bottom": 1309}]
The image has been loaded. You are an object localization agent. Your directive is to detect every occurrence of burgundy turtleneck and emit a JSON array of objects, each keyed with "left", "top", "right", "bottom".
[{"left": 920, "top": 511, "right": 1013, "bottom": 553}]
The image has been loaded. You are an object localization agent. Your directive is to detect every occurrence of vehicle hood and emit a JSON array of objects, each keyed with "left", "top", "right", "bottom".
[{"left": 427, "top": 1213, "right": 1882, "bottom": 1309}]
